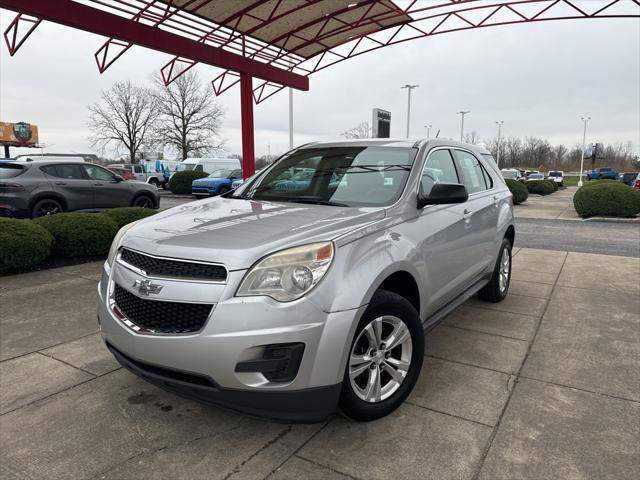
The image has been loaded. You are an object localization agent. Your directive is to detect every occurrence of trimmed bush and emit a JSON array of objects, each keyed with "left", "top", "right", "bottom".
[
  {"left": 546, "top": 179, "right": 558, "bottom": 192},
  {"left": 103, "top": 207, "right": 156, "bottom": 229},
  {"left": 526, "top": 180, "right": 555, "bottom": 195},
  {"left": 169, "top": 170, "right": 208, "bottom": 194},
  {"left": 34, "top": 213, "right": 119, "bottom": 257},
  {"left": 574, "top": 182, "right": 640, "bottom": 218},
  {"left": 0, "top": 218, "right": 54, "bottom": 273},
  {"left": 505, "top": 179, "right": 528, "bottom": 204}
]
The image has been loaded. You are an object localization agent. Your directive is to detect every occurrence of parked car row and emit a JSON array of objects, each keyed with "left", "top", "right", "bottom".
[
  {"left": 0, "top": 159, "right": 159, "bottom": 218},
  {"left": 500, "top": 169, "right": 563, "bottom": 186}
]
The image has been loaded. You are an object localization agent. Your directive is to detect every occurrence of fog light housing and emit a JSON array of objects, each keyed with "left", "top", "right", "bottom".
[{"left": 235, "top": 343, "right": 305, "bottom": 382}]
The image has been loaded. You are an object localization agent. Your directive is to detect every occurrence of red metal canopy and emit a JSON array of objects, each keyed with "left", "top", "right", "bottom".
[{"left": 2, "top": 0, "right": 639, "bottom": 177}]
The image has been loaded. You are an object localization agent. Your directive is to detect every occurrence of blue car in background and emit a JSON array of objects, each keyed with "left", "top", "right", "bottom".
[{"left": 192, "top": 168, "right": 243, "bottom": 196}]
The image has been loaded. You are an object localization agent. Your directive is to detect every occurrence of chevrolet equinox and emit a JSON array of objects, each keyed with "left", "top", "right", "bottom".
[{"left": 98, "top": 139, "right": 515, "bottom": 422}]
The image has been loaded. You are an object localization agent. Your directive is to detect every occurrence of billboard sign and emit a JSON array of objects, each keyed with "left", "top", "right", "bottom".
[
  {"left": 372, "top": 108, "right": 391, "bottom": 138},
  {"left": 1, "top": 122, "right": 39, "bottom": 146}
]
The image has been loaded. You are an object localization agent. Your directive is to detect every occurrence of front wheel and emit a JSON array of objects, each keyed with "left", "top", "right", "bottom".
[
  {"left": 339, "top": 290, "right": 424, "bottom": 422},
  {"left": 132, "top": 195, "right": 155, "bottom": 209},
  {"left": 218, "top": 186, "right": 230, "bottom": 195},
  {"left": 32, "top": 198, "right": 64, "bottom": 218},
  {"left": 479, "top": 237, "right": 512, "bottom": 302}
]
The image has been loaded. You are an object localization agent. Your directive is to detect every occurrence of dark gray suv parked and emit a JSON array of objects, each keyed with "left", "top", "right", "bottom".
[{"left": 0, "top": 160, "right": 159, "bottom": 218}]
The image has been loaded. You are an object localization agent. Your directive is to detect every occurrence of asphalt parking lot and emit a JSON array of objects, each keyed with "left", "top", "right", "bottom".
[{"left": 1, "top": 247, "right": 638, "bottom": 480}]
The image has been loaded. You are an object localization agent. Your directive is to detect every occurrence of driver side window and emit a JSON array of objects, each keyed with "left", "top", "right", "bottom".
[
  {"left": 84, "top": 165, "right": 116, "bottom": 182},
  {"left": 421, "top": 149, "right": 459, "bottom": 196}
]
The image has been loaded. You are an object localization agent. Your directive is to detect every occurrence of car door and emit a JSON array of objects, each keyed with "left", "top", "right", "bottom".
[
  {"left": 409, "top": 148, "right": 474, "bottom": 315},
  {"left": 83, "top": 164, "right": 131, "bottom": 207},
  {"left": 40, "top": 164, "right": 95, "bottom": 210},
  {"left": 452, "top": 149, "right": 500, "bottom": 281}
]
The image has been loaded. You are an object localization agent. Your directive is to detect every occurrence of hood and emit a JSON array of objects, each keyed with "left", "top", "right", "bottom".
[
  {"left": 192, "top": 177, "right": 226, "bottom": 186},
  {"left": 122, "top": 197, "right": 385, "bottom": 270}
]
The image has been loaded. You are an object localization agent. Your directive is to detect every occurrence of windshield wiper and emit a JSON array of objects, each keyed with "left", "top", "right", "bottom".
[{"left": 287, "top": 198, "right": 349, "bottom": 207}]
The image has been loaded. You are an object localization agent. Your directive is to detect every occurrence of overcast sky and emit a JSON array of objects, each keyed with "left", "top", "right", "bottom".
[{"left": 1, "top": 6, "right": 639, "bottom": 159}]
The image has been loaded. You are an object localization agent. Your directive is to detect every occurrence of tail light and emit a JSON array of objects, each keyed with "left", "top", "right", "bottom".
[
  {"left": 0, "top": 182, "right": 24, "bottom": 191},
  {"left": 635, "top": 179, "right": 640, "bottom": 189}
]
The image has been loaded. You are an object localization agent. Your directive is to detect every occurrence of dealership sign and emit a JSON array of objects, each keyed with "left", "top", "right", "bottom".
[
  {"left": 372, "top": 108, "right": 391, "bottom": 138},
  {"left": 0, "top": 121, "right": 39, "bottom": 146}
]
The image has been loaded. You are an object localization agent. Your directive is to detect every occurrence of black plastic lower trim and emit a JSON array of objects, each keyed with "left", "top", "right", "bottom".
[{"left": 106, "top": 342, "right": 341, "bottom": 423}]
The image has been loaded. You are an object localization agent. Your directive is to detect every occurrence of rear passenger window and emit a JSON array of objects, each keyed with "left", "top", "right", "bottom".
[
  {"left": 194, "top": 165, "right": 203, "bottom": 172},
  {"left": 41, "top": 164, "right": 86, "bottom": 180},
  {"left": 453, "top": 150, "right": 491, "bottom": 194},
  {"left": 421, "top": 149, "right": 459, "bottom": 196}
]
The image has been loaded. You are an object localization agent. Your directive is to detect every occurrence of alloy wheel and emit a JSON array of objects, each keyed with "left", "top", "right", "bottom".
[
  {"left": 36, "top": 201, "right": 61, "bottom": 216},
  {"left": 349, "top": 315, "right": 412, "bottom": 403},
  {"left": 134, "top": 197, "right": 154, "bottom": 208},
  {"left": 499, "top": 246, "right": 511, "bottom": 293}
]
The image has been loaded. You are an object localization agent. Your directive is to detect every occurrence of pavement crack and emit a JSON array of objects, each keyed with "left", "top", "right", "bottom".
[{"left": 223, "top": 426, "right": 292, "bottom": 480}]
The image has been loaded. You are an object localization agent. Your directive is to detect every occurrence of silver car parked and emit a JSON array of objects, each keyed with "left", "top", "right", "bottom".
[
  {"left": 0, "top": 159, "right": 159, "bottom": 218},
  {"left": 98, "top": 139, "right": 515, "bottom": 422}
]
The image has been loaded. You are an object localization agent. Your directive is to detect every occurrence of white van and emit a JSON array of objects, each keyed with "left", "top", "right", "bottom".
[{"left": 174, "top": 157, "right": 241, "bottom": 175}]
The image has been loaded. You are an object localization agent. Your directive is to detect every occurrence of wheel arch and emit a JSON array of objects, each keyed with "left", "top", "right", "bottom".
[{"left": 29, "top": 192, "right": 68, "bottom": 212}]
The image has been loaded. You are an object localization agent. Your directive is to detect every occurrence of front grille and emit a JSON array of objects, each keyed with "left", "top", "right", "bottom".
[
  {"left": 120, "top": 248, "right": 226, "bottom": 282},
  {"left": 113, "top": 284, "right": 213, "bottom": 334}
]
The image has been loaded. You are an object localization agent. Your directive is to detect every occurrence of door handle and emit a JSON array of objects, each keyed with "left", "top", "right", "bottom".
[
  {"left": 54, "top": 182, "right": 67, "bottom": 185},
  {"left": 93, "top": 183, "right": 103, "bottom": 186},
  {"left": 493, "top": 195, "right": 500, "bottom": 206},
  {"left": 463, "top": 208, "right": 473, "bottom": 219}
]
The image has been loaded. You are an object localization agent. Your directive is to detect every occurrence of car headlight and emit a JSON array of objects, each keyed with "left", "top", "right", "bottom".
[
  {"left": 237, "top": 242, "right": 334, "bottom": 302},
  {"left": 106, "top": 221, "right": 140, "bottom": 267}
]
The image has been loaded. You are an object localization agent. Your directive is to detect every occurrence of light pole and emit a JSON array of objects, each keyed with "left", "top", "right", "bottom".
[
  {"left": 457, "top": 111, "right": 470, "bottom": 141},
  {"left": 288, "top": 87, "right": 293, "bottom": 150},
  {"left": 401, "top": 84, "right": 419, "bottom": 138},
  {"left": 495, "top": 121, "right": 504, "bottom": 167},
  {"left": 578, "top": 116, "right": 591, "bottom": 187},
  {"left": 424, "top": 124, "right": 432, "bottom": 139}
]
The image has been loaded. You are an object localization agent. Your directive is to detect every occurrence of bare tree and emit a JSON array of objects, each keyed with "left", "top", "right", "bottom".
[
  {"left": 153, "top": 71, "right": 225, "bottom": 160},
  {"left": 463, "top": 131, "right": 481, "bottom": 145},
  {"left": 341, "top": 122, "right": 371, "bottom": 139},
  {"left": 88, "top": 81, "right": 159, "bottom": 162}
]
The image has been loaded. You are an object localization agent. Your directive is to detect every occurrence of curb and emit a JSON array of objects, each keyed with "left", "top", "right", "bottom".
[{"left": 582, "top": 216, "right": 640, "bottom": 224}]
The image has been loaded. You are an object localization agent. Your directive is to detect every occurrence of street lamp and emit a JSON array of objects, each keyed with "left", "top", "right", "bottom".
[
  {"left": 401, "top": 84, "right": 419, "bottom": 138},
  {"left": 578, "top": 116, "right": 591, "bottom": 187},
  {"left": 457, "top": 111, "right": 470, "bottom": 141},
  {"left": 424, "top": 124, "right": 432, "bottom": 139},
  {"left": 495, "top": 121, "right": 504, "bottom": 167}
]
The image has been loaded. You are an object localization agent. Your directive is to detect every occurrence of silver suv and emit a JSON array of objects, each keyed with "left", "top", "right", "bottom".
[{"left": 98, "top": 139, "right": 515, "bottom": 422}]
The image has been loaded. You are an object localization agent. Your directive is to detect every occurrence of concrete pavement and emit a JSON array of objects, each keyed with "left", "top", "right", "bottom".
[{"left": 1, "top": 249, "right": 639, "bottom": 480}]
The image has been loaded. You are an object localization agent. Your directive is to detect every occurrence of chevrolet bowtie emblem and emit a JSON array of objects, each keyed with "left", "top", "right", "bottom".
[{"left": 133, "top": 279, "right": 163, "bottom": 296}]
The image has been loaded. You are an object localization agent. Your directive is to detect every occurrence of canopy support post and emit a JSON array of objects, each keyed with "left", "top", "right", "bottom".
[{"left": 240, "top": 73, "right": 255, "bottom": 179}]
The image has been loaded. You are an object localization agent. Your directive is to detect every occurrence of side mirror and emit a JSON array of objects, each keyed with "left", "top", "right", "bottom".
[
  {"left": 418, "top": 183, "right": 468, "bottom": 208},
  {"left": 113, "top": 174, "right": 124, "bottom": 182}
]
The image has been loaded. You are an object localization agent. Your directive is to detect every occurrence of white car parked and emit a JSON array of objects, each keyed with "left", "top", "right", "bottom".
[{"left": 547, "top": 170, "right": 564, "bottom": 187}]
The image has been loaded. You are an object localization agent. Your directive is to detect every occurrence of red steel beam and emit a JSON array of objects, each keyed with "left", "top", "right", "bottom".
[
  {"left": 0, "top": 0, "right": 308, "bottom": 91},
  {"left": 239, "top": 73, "right": 255, "bottom": 179}
]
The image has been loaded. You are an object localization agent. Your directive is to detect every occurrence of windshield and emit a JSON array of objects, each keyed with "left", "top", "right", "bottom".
[
  {"left": 208, "top": 169, "right": 231, "bottom": 178},
  {"left": 233, "top": 146, "right": 417, "bottom": 207},
  {"left": 529, "top": 174, "right": 544, "bottom": 179},
  {"left": 176, "top": 163, "right": 195, "bottom": 172},
  {"left": 548, "top": 171, "right": 562, "bottom": 177}
]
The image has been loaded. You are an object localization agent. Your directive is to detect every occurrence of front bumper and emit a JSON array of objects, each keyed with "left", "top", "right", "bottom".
[
  {"left": 97, "top": 261, "right": 363, "bottom": 421},
  {"left": 107, "top": 341, "right": 341, "bottom": 422}
]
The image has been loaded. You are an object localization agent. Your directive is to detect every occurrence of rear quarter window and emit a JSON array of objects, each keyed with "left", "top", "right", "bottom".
[{"left": 0, "top": 163, "right": 27, "bottom": 178}]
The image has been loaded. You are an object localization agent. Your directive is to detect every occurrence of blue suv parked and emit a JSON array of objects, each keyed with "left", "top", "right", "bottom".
[{"left": 192, "top": 168, "right": 243, "bottom": 196}]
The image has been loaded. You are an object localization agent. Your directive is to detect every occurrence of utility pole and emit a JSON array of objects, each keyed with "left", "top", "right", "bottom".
[
  {"left": 457, "top": 111, "right": 470, "bottom": 141},
  {"left": 495, "top": 121, "right": 504, "bottom": 167},
  {"left": 401, "top": 84, "right": 419, "bottom": 138},
  {"left": 578, "top": 116, "right": 590, "bottom": 187},
  {"left": 424, "top": 124, "right": 432, "bottom": 139}
]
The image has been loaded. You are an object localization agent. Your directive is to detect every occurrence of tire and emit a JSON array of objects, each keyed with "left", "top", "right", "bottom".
[
  {"left": 339, "top": 290, "right": 424, "bottom": 422},
  {"left": 131, "top": 195, "right": 155, "bottom": 209},
  {"left": 218, "top": 186, "right": 231, "bottom": 195},
  {"left": 479, "top": 237, "right": 512, "bottom": 303},
  {"left": 31, "top": 198, "right": 64, "bottom": 218},
  {"left": 148, "top": 178, "right": 159, "bottom": 188}
]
